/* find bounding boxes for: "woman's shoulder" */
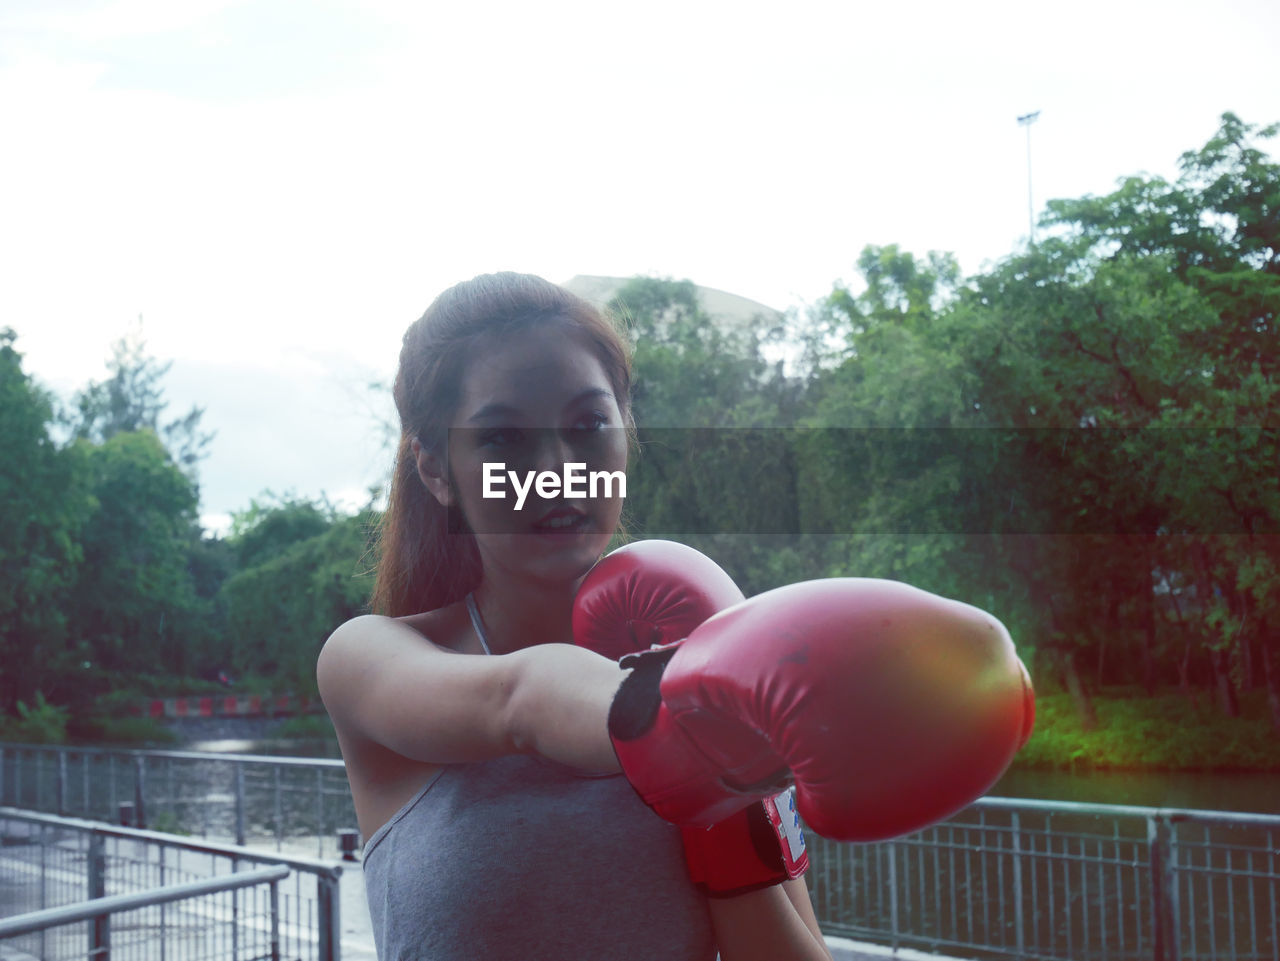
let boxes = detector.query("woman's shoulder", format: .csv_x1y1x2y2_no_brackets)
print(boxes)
321,600,472,663
394,603,471,652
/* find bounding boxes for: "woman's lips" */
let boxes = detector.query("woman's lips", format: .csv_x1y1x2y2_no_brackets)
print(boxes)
532,506,589,533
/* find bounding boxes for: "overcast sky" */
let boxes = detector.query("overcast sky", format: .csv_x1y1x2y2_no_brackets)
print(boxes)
3,0,1277,534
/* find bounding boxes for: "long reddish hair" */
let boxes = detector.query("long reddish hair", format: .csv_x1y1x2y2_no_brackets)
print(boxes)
371,273,633,617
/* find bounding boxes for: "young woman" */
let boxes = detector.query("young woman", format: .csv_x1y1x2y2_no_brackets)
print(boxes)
318,273,833,961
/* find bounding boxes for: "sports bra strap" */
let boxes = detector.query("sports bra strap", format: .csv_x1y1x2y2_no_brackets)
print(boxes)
464,593,494,656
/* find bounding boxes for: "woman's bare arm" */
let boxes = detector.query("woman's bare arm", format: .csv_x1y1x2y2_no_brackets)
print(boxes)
317,614,624,771
709,878,833,961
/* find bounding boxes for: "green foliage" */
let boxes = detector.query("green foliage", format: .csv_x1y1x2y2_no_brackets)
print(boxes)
70,328,214,480
229,492,339,569
0,692,70,744
72,714,178,747
1016,690,1280,772
65,430,208,682
0,330,94,714
272,713,337,740
218,510,376,695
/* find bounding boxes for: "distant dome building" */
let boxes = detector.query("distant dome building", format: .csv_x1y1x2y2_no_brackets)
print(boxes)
561,275,782,331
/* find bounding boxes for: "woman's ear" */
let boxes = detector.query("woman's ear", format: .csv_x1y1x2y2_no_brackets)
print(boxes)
411,437,453,507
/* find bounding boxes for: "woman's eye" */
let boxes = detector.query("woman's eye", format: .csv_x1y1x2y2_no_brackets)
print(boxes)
571,411,609,432
480,428,523,448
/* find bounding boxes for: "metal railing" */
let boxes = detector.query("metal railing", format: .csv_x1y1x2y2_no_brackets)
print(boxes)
5,743,1279,961
805,797,1280,961
0,808,343,961
0,863,289,961
0,743,354,857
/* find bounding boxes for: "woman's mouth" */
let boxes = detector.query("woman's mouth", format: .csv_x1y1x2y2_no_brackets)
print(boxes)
532,507,589,534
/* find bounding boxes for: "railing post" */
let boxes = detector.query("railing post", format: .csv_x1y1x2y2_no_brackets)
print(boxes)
270,879,282,961
57,750,67,816
0,745,6,805
133,754,147,830
274,766,283,851
1148,813,1181,961
887,840,899,951
235,761,247,846
316,767,325,858
318,871,341,961
88,830,110,961
1011,811,1025,957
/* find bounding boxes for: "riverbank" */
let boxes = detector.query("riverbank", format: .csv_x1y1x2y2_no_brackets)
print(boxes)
1015,688,1280,772
15,686,1280,777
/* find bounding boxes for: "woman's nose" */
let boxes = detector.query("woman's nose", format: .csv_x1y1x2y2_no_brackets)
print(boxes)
529,428,575,475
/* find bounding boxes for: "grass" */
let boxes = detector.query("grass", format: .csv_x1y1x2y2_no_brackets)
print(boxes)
1015,688,1280,772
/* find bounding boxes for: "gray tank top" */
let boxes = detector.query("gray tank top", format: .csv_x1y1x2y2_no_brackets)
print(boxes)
361,596,717,961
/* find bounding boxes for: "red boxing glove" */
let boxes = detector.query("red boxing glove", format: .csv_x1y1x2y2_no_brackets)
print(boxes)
574,540,809,895
572,540,742,658
608,578,1034,843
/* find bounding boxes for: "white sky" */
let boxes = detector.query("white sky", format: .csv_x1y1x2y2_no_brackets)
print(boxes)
2,0,1277,534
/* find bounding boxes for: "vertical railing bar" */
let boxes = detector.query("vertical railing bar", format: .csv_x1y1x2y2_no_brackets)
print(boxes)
1061,821,1071,957
936,824,947,952
1225,824,1237,961
873,840,883,940
1080,830,1090,960
316,767,325,858
962,825,973,947
1114,821,1126,955
1185,827,1200,960
89,830,108,960
1247,845,1259,961
1012,811,1024,957
1269,827,1278,961
1095,831,1107,961
235,761,247,847
274,766,284,852
948,825,958,948
133,754,147,831
888,839,899,951
158,843,167,961
270,878,282,961
1045,816,1055,956
914,829,924,943
979,813,990,951
57,750,67,816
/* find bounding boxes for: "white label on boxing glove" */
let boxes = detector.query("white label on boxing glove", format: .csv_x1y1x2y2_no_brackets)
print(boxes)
773,787,806,862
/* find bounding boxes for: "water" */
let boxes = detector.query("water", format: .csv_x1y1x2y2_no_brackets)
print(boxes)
203,736,1280,816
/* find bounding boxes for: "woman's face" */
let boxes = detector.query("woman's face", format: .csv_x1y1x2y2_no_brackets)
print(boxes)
432,322,629,587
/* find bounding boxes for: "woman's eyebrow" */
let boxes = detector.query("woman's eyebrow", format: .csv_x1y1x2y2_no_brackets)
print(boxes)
465,402,520,424
566,388,616,408
466,389,616,424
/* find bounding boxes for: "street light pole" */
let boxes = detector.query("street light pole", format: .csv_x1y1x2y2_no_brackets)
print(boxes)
1017,110,1041,245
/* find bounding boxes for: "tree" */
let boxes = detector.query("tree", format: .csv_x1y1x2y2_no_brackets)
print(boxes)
0,329,93,713
609,277,812,592
229,493,338,570
65,431,206,687
71,328,215,482
219,508,375,693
